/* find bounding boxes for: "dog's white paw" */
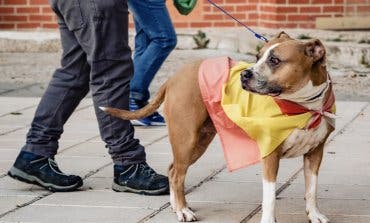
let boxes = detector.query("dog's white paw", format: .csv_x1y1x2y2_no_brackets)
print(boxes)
176,207,197,222
307,210,329,223
260,216,276,223
260,218,276,223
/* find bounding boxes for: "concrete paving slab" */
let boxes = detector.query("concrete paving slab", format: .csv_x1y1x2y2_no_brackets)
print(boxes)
57,137,99,152
133,127,168,145
328,101,367,137
184,181,266,204
55,156,110,178
279,183,370,200
249,197,370,222
0,176,49,219
0,128,29,140
140,130,222,155
306,172,370,187
0,150,18,161
248,213,370,223
89,164,114,179
277,198,370,216
33,190,168,210
0,102,93,131
1,205,153,223
0,97,39,116
0,113,36,133
320,157,370,174
214,158,302,184
0,98,92,136
58,141,108,158
58,131,100,146
0,150,18,175
143,138,172,154
0,140,23,151
82,177,113,191
0,161,13,176
0,177,39,192
0,195,39,216
0,126,24,135
0,83,48,98
147,202,258,223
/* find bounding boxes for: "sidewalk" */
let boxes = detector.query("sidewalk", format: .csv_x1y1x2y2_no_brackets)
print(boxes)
0,96,369,223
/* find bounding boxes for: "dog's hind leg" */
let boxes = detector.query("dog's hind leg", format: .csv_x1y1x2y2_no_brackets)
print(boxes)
190,118,216,165
261,150,280,223
166,116,200,221
304,143,329,223
168,118,215,222
169,162,194,222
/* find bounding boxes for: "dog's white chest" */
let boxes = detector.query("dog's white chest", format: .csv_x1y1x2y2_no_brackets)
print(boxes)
281,119,329,158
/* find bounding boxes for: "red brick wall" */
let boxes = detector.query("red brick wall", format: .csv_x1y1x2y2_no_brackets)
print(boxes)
0,0,57,29
0,0,369,30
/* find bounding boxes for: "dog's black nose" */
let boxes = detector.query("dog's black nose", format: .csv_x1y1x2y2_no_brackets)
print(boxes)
241,69,253,79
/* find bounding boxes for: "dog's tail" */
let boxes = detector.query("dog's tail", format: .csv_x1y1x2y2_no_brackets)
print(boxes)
99,82,167,120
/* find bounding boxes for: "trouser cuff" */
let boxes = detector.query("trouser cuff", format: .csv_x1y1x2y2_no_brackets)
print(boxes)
21,143,58,158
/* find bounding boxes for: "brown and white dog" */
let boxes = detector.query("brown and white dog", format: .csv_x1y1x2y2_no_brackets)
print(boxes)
101,32,335,223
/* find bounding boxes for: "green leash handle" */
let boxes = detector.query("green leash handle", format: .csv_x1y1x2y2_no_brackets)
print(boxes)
173,0,197,15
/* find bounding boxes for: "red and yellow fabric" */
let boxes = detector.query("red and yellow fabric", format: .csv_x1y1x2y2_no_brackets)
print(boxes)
198,57,335,171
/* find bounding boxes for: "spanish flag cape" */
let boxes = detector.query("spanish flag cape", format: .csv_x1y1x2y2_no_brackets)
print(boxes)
198,57,335,171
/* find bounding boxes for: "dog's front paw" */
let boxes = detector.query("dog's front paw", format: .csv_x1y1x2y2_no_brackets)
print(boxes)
260,217,276,223
260,216,276,223
176,207,197,222
307,210,329,223
260,220,276,223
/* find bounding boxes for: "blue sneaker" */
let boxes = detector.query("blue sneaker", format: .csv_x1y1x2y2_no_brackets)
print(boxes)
129,99,166,126
8,151,83,192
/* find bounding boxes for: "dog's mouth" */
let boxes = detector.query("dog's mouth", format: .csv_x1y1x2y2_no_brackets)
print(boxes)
241,76,282,97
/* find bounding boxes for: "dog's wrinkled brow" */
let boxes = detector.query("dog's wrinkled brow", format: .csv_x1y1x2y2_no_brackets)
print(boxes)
269,50,275,58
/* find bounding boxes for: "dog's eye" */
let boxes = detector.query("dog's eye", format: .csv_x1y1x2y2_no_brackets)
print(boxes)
269,56,280,66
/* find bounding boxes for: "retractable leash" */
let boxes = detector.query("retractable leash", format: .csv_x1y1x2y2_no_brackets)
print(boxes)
207,0,269,42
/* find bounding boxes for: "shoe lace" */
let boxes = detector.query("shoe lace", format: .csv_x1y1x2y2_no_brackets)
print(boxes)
46,158,69,176
139,163,156,177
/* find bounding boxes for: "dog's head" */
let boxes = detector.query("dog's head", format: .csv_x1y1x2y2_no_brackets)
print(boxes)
241,31,328,100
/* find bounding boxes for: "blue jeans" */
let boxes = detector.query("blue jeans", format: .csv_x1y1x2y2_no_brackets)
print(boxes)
128,0,177,102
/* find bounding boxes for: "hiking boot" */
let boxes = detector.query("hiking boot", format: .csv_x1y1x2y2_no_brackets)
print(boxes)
8,151,83,192
129,99,166,126
112,162,169,195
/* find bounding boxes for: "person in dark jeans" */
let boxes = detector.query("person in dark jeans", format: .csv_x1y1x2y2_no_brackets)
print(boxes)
7,0,169,195
128,0,177,126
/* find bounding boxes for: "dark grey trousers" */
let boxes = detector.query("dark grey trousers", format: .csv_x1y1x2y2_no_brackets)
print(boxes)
21,0,146,166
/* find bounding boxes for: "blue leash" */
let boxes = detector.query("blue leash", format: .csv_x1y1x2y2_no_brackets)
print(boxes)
207,0,268,42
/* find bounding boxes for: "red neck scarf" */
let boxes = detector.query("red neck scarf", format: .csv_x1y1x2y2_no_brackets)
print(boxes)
274,87,335,129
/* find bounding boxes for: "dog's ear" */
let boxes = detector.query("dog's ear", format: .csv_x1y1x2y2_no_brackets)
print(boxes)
276,31,291,39
306,39,328,85
305,39,326,63
268,31,292,45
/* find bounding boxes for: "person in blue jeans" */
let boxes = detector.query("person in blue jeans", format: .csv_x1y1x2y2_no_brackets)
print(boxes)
128,0,177,126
